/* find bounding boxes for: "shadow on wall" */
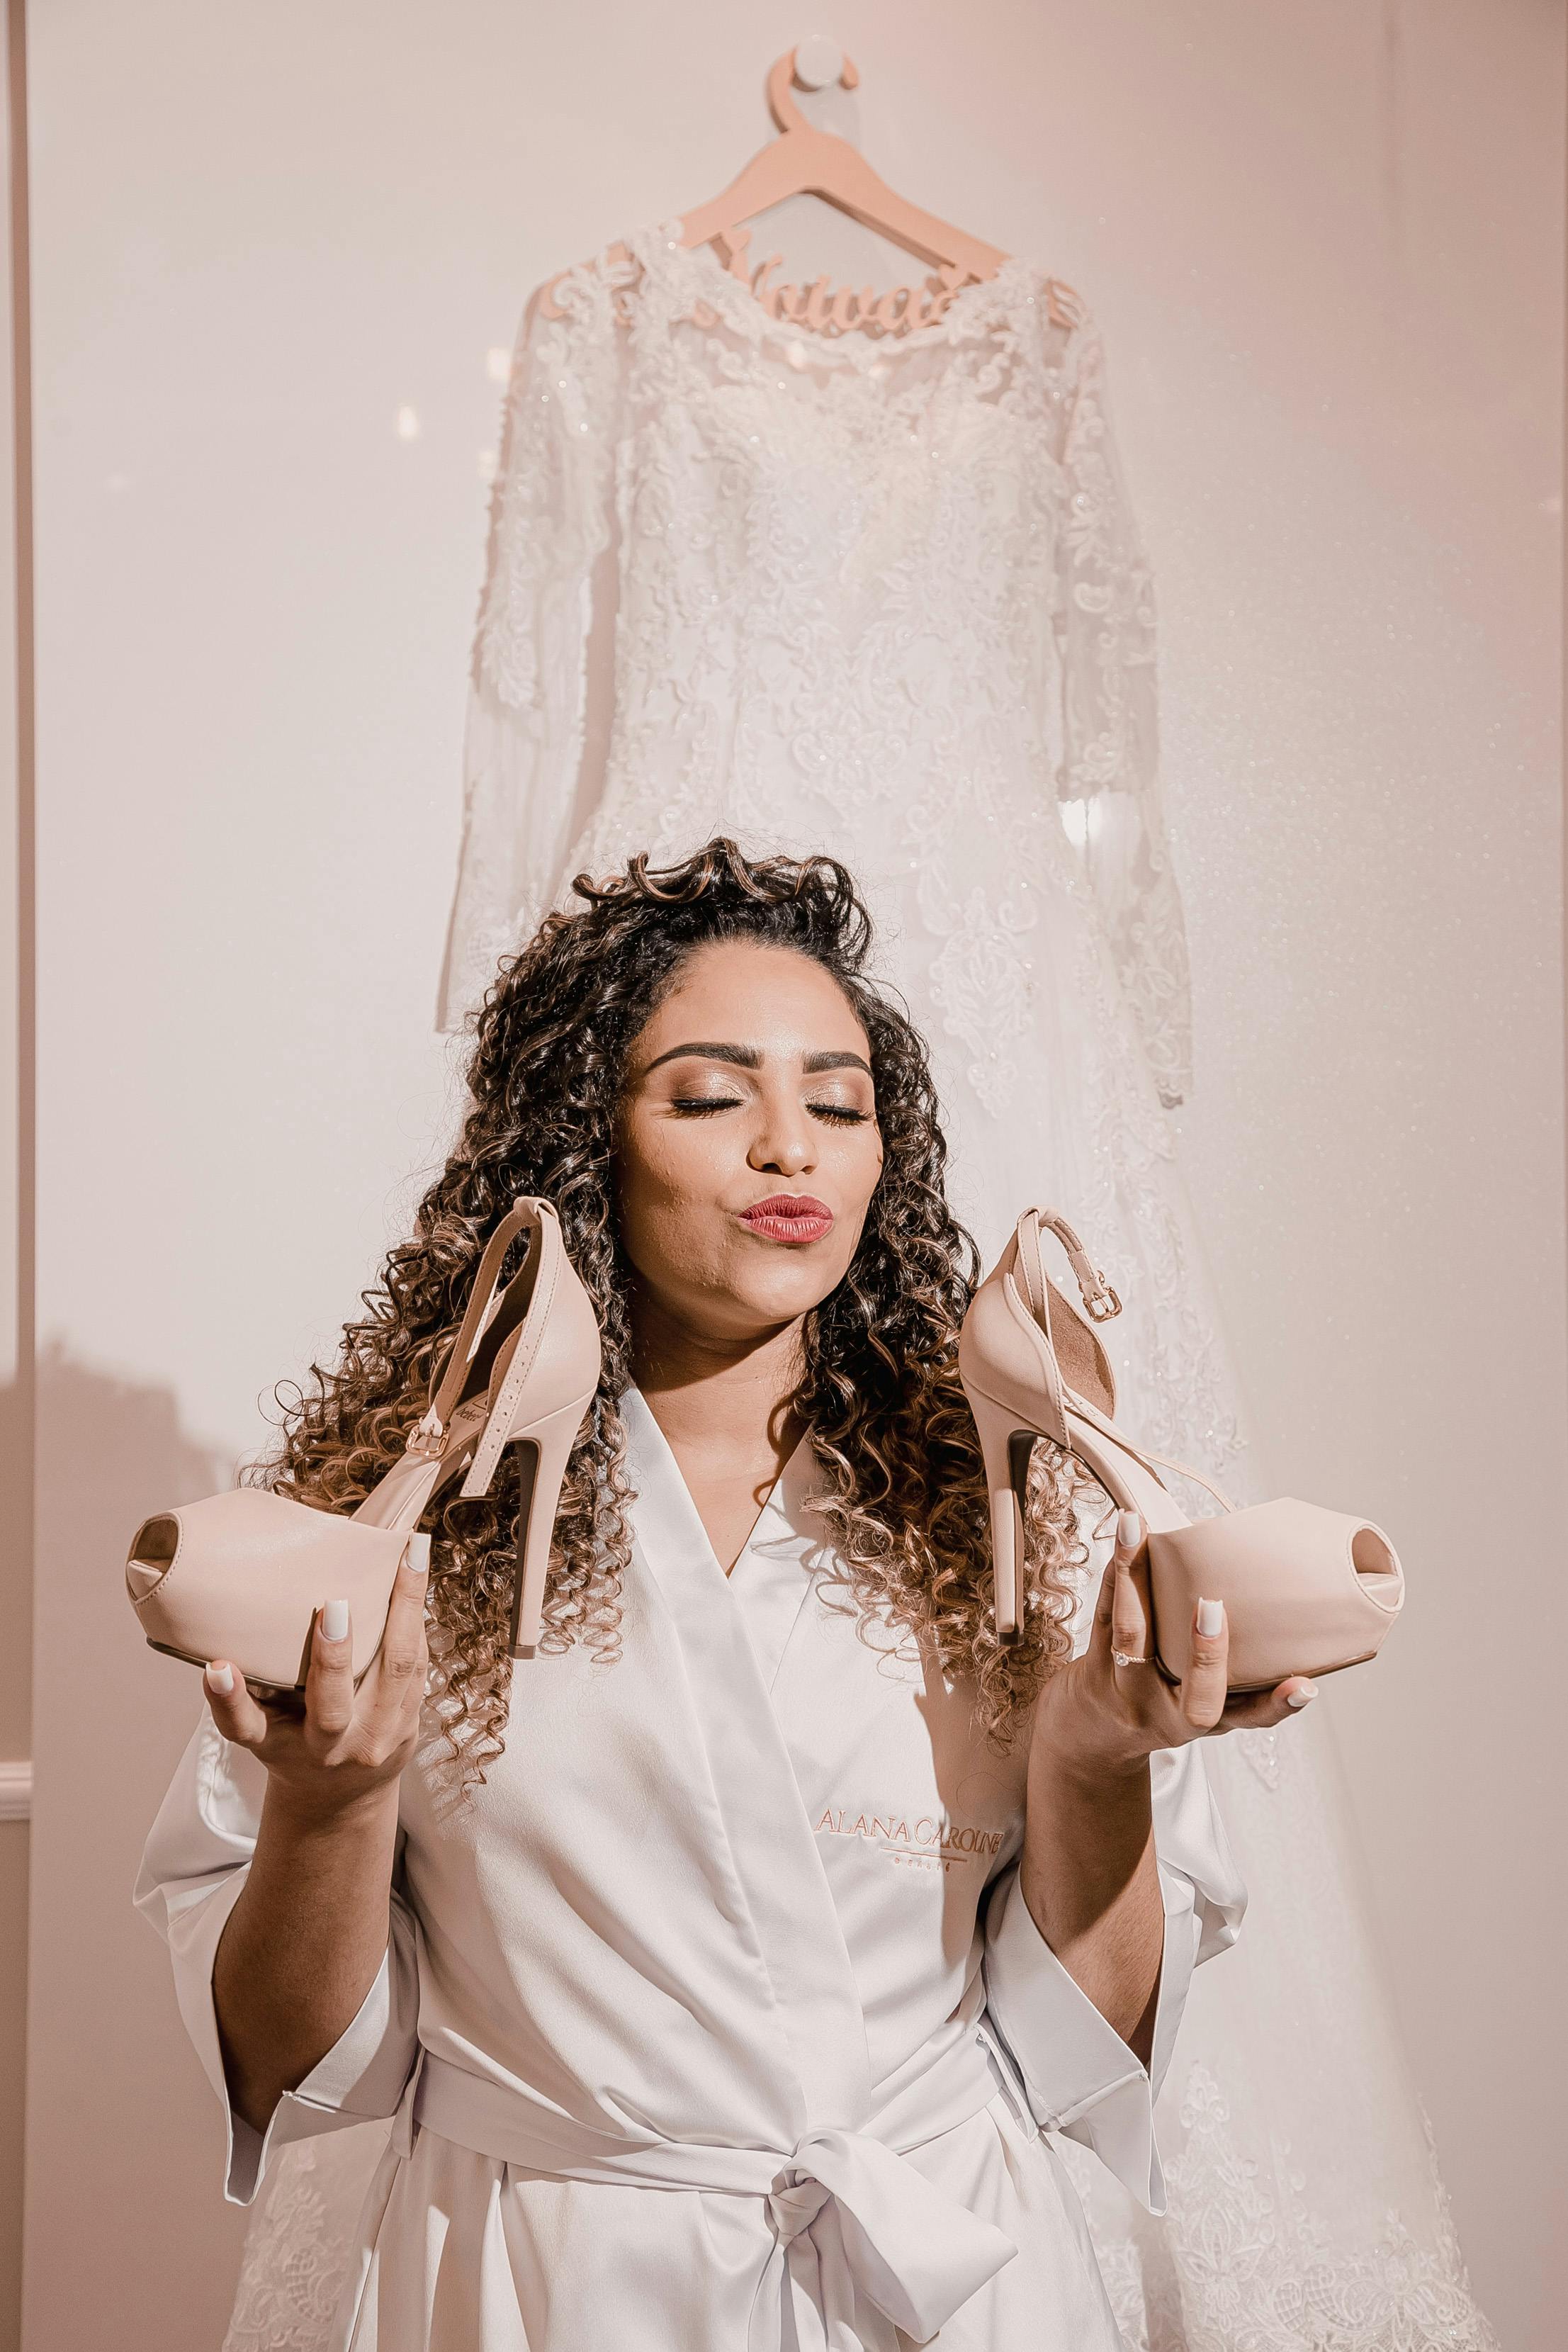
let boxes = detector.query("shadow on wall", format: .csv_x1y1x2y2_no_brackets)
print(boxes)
24,1344,251,2351
0,1366,30,2352
0,1828,24,2352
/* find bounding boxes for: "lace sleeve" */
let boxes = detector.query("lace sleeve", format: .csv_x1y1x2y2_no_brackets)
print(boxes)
1055,319,1194,1107
435,257,626,1034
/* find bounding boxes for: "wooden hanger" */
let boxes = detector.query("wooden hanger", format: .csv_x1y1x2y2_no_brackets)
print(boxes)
538,43,1078,339
682,45,1006,289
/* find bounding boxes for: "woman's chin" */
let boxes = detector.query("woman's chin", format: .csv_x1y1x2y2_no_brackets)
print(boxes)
706,1259,847,1338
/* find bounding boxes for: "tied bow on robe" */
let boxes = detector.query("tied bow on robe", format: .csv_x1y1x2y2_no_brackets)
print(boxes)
760,2127,1017,2351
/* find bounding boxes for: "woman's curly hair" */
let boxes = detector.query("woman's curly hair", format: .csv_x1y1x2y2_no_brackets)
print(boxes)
256,840,1088,1780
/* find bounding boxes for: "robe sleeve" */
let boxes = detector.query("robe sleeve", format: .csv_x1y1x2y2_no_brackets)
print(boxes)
132,1712,421,2207
1054,311,1195,1109
981,1740,1244,2214
435,252,626,1035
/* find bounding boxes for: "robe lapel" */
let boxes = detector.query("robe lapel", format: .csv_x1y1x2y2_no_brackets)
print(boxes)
621,1389,873,2134
727,1440,830,1692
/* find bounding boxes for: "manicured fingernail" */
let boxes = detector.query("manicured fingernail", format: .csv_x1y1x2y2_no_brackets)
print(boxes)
204,1661,235,1696
321,1599,349,1642
1196,1596,1224,1638
1286,1682,1317,1708
1116,1509,1142,1551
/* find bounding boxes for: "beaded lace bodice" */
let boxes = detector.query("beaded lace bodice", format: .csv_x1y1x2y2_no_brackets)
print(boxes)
439,223,1192,1113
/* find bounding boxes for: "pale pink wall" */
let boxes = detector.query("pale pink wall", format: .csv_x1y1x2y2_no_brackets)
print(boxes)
1147,18,1567,2339
16,4,1566,2348
0,10,28,2352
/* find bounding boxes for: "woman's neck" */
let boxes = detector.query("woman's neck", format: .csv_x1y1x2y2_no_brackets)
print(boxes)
630,1290,805,1572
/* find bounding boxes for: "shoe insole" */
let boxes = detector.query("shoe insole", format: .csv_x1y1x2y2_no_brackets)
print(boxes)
1044,1276,1117,1417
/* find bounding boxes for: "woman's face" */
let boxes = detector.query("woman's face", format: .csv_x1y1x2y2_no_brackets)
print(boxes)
618,940,885,1346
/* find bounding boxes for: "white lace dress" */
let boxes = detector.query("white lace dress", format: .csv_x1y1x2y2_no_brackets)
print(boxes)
221,226,1494,2350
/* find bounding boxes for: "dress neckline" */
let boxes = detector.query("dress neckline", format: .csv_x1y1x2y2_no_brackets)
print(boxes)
624,220,1046,375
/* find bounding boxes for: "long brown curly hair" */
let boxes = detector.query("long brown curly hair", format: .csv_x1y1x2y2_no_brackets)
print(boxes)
257,840,1087,1779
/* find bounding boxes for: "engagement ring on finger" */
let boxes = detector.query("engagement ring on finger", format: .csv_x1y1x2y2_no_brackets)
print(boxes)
1112,1650,1149,1668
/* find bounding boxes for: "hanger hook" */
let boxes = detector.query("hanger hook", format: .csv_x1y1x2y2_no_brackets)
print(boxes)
767,42,860,137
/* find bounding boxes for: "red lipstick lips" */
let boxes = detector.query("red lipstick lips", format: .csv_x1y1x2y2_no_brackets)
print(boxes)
738,1193,835,1246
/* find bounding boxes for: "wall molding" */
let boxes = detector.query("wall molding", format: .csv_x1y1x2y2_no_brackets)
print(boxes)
0,1758,32,1821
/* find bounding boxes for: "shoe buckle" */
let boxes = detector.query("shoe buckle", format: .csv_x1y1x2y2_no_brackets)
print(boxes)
404,1409,446,1460
1083,1277,1122,1323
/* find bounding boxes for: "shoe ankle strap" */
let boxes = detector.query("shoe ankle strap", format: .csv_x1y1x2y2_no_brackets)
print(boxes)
1015,1208,1234,1514
1020,1208,1122,1324
407,1198,556,1456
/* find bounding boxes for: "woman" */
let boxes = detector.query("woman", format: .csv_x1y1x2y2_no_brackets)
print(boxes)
137,842,1314,2351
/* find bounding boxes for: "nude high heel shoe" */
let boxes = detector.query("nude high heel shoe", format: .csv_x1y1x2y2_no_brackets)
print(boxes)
381,1195,604,1659
957,1208,1404,1688
129,1196,602,1687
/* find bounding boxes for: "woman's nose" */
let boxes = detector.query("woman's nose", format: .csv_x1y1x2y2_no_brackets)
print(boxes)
748,1103,816,1177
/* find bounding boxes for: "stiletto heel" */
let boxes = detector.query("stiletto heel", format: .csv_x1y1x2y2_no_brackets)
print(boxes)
959,1205,1112,1641
964,1389,1034,1640
361,1195,602,1658
507,1395,597,1657
959,1207,1405,1688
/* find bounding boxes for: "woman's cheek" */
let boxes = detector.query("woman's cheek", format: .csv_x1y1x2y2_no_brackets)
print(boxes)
634,1137,739,1275
837,1125,884,1214
624,1106,705,1194
645,1123,730,1206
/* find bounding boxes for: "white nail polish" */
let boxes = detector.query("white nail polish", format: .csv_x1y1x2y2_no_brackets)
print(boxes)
322,1599,349,1642
204,1662,235,1696
1286,1683,1317,1708
1196,1597,1224,1639
1116,1508,1142,1551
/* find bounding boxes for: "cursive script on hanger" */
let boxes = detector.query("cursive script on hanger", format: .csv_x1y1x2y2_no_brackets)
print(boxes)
715,228,969,335
538,232,1080,339
701,225,1078,338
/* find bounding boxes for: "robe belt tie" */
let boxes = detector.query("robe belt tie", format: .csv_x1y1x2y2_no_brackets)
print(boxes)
409,2043,1020,2349
759,2122,1016,2348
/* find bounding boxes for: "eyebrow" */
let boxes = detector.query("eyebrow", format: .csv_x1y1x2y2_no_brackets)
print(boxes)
641,1041,873,1078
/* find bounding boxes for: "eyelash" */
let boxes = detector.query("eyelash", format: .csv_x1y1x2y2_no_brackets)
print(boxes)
670,1097,870,1126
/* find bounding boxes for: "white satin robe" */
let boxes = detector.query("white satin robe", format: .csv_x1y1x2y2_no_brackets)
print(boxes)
135,1390,1243,2351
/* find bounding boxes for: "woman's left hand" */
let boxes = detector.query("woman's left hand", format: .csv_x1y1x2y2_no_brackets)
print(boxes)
1031,1508,1317,1777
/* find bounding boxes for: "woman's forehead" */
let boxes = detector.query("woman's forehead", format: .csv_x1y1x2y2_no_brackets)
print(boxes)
635,940,871,1060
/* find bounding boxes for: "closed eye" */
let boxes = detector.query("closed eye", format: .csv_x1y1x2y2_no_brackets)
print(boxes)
670,1095,870,1125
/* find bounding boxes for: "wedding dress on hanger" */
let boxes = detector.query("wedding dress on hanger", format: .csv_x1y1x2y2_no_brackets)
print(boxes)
222,225,1493,2351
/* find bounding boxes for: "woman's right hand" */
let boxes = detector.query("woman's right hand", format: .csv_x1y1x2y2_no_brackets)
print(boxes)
201,1548,430,1821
